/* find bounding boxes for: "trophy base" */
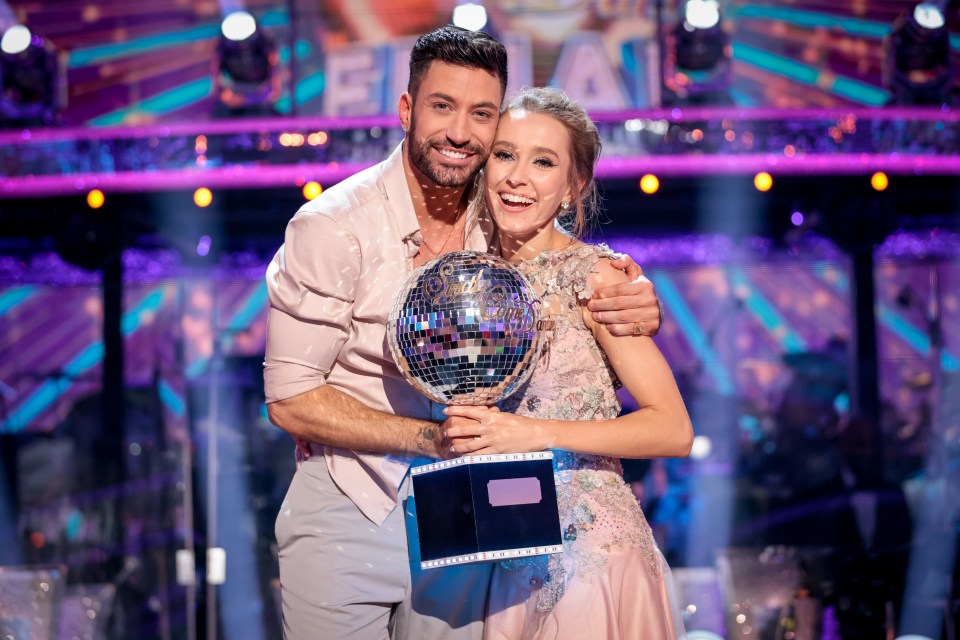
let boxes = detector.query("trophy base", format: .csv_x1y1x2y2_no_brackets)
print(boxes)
420,544,565,570
411,452,563,570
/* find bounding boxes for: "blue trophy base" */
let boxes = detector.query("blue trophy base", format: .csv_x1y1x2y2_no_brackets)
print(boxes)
411,452,563,570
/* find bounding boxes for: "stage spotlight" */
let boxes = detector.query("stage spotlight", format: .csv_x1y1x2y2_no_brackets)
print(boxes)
871,171,890,191
753,172,773,192
86,189,105,209
194,187,213,207
0,24,63,127
676,1,725,72
452,2,488,31
302,181,322,200
213,11,281,117
639,174,660,195
222,11,257,42
664,0,732,105
913,3,945,29
684,0,720,30
884,3,952,106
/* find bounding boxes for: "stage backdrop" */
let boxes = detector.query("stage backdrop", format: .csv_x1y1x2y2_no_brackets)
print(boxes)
2,232,957,442
1,0,958,126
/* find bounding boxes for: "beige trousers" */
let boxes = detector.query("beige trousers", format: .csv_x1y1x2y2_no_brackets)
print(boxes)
275,456,492,639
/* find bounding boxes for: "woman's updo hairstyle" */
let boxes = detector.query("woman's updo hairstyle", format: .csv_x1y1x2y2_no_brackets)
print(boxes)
502,87,602,237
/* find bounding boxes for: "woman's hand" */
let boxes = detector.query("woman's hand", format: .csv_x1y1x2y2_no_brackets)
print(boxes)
441,406,549,456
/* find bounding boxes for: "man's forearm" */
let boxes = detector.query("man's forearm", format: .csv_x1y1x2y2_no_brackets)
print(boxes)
266,385,445,459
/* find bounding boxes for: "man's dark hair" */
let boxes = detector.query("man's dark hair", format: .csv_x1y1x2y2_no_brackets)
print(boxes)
408,25,508,99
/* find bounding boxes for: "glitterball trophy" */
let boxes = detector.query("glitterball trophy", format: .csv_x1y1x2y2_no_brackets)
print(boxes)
388,251,563,569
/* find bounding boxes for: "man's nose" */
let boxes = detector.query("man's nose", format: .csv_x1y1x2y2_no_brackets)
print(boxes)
446,113,471,146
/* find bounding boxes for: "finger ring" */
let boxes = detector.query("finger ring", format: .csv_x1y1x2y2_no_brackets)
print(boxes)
632,321,646,336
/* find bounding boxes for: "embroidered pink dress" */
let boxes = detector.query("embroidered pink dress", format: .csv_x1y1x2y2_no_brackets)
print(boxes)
485,244,685,640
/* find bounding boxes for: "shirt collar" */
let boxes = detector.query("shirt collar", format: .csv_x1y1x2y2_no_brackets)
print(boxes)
378,143,420,254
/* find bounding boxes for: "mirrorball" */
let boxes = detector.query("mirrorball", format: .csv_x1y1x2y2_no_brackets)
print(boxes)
387,251,542,405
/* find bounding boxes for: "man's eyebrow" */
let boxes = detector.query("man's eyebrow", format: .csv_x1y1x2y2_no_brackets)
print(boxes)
426,92,499,111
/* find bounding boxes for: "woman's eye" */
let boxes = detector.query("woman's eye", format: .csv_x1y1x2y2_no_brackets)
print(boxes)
493,150,513,161
534,158,556,168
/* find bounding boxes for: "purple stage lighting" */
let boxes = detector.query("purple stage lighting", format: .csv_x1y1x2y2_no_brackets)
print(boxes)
196,236,212,257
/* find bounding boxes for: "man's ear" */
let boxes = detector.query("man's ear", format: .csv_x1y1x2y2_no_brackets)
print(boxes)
398,92,412,132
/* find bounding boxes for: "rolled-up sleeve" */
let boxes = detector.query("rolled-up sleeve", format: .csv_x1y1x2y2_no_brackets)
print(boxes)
264,211,360,404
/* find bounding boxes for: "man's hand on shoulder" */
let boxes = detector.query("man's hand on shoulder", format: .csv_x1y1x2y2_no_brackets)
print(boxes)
588,253,663,338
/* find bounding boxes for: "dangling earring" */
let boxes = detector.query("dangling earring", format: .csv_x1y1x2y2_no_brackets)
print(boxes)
560,200,571,211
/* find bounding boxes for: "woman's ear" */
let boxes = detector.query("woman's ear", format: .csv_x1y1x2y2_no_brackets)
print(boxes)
574,174,588,200
565,180,584,205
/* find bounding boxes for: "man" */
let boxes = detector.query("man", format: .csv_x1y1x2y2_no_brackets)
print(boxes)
264,25,662,640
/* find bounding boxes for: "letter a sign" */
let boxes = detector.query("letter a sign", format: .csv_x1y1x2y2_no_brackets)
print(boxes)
551,33,630,111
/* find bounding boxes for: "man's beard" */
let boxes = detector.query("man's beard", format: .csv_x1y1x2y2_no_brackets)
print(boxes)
408,126,485,187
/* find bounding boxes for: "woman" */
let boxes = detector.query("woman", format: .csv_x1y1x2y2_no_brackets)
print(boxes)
443,87,694,640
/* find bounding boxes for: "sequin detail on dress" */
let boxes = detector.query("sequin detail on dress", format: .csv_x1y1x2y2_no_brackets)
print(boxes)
499,244,661,614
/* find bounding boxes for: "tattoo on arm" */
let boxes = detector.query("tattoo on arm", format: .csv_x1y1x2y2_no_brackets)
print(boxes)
417,425,438,455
